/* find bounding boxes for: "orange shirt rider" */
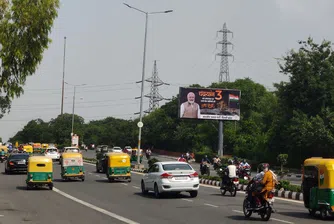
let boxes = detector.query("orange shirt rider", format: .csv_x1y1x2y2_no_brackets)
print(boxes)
260,164,274,200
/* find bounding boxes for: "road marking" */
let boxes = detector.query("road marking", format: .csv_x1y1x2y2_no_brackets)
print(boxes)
121,183,128,186
95,175,100,177
181,199,193,202
232,210,294,224
0,215,3,217
132,186,140,189
83,163,303,205
53,187,139,224
204,203,218,208
88,172,93,175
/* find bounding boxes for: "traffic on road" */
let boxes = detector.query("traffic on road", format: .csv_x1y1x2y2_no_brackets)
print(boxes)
0,151,331,223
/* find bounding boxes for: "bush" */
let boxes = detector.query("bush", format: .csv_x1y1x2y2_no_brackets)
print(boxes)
277,180,301,192
148,157,159,167
194,151,216,163
199,175,221,182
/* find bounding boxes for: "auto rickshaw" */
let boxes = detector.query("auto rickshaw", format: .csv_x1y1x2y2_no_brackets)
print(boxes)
41,143,49,153
105,152,131,182
26,156,53,190
302,157,334,219
61,152,85,181
0,145,8,162
23,145,33,154
130,148,143,163
33,143,42,153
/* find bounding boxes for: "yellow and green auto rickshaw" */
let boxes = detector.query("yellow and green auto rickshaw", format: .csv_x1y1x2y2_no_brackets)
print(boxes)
302,157,334,219
26,156,53,190
130,148,143,163
33,143,42,153
23,145,33,154
105,152,131,182
41,143,49,153
0,145,8,156
61,152,85,181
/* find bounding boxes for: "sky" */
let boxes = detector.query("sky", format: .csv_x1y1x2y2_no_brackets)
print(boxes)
1,0,334,142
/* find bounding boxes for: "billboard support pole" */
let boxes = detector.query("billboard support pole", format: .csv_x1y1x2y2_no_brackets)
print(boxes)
218,120,223,156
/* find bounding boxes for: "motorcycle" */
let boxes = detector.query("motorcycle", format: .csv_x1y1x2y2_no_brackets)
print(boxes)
200,161,210,176
220,176,238,197
239,166,251,180
0,155,6,163
243,188,274,221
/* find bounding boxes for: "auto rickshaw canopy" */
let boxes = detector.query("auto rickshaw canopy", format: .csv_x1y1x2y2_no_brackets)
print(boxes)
27,156,53,173
105,152,130,167
23,145,33,153
303,157,334,189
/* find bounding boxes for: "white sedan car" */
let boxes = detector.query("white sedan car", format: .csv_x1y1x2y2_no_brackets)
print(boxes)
112,146,122,153
45,148,60,161
141,161,199,198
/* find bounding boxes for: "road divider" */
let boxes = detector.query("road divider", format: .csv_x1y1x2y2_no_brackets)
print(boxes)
83,159,304,202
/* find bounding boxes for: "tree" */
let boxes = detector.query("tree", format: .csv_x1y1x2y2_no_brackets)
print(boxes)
270,38,334,166
0,136,2,143
277,154,288,172
0,0,59,118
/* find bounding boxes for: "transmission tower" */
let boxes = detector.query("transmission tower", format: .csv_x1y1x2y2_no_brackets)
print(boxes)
216,23,234,82
144,60,170,113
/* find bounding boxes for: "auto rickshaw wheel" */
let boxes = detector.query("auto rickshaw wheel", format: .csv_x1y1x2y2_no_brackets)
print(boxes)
81,177,85,182
320,208,328,220
108,178,114,183
127,177,131,183
48,184,53,190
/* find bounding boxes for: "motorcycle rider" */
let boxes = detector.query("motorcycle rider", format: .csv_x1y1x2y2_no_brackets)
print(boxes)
240,159,250,168
247,163,275,208
200,155,211,173
0,149,5,162
213,155,221,170
221,160,237,187
177,154,186,162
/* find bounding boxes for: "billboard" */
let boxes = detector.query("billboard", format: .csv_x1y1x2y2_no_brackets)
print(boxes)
178,87,241,121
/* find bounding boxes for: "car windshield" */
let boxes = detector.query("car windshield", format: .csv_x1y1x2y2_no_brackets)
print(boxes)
162,164,192,171
10,154,29,160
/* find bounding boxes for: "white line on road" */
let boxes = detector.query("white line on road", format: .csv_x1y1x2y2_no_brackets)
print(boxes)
82,163,304,205
121,183,128,186
88,172,93,175
0,215,3,217
204,203,218,208
181,199,193,202
232,210,294,224
132,186,140,189
53,187,140,224
95,175,100,177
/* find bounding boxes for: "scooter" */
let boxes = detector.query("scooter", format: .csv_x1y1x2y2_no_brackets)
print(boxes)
243,189,274,221
200,162,210,176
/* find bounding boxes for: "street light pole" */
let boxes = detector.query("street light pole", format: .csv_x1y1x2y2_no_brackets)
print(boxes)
71,85,76,135
123,3,173,166
61,36,67,115
65,82,86,137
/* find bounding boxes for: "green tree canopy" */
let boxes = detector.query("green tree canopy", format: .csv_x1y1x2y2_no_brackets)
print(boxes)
0,0,59,118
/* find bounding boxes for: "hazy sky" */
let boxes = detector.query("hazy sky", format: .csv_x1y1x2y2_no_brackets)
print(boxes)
1,0,334,141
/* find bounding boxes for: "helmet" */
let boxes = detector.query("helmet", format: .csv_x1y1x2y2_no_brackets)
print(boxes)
257,163,269,173
243,159,246,163
228,159,233,165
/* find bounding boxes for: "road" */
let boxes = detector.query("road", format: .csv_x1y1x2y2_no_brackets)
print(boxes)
0,159,326,224
82,150,302,186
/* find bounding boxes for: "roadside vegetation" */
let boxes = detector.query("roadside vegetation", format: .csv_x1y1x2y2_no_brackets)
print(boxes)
7,38,334,169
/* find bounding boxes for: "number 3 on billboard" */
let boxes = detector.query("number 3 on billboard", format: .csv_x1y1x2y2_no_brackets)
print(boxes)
215,90,222,100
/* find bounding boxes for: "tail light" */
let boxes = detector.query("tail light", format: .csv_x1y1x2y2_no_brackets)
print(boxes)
267,192,274,199
160,173,173,179
9,161,14,165
189,172,199,178
233,177,239,182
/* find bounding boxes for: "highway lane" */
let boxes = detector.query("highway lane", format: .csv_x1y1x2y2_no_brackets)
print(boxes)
82,150,302,185
73,161,319,224
0,160,324,223
0,163,127,224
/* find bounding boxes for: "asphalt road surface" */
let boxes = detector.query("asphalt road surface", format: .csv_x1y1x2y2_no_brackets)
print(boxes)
0,160,328,224
82,150,302,186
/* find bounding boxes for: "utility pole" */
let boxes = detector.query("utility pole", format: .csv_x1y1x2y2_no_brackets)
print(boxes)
124,3,173,167
61,36,67,115
144,60,170,113
216,23,233,157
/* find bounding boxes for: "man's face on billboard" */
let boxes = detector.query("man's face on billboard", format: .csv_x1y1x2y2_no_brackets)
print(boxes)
187,92,195,103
